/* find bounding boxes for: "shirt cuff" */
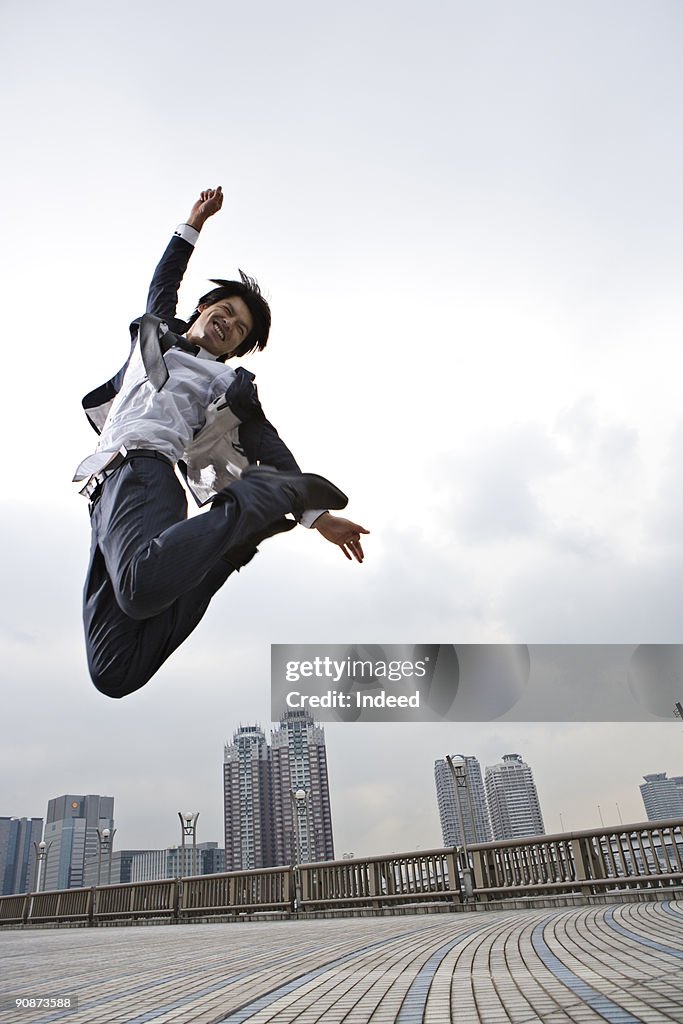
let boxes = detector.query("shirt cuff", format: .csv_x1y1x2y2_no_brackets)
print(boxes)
300,509,327,529
173,223,200,246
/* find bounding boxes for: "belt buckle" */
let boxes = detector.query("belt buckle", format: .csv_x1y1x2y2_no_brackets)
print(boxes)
82,447,130,502
84,463,115,502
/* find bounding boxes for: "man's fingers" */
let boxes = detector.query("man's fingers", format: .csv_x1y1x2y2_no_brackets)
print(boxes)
343,538,364,563
199,186,223,208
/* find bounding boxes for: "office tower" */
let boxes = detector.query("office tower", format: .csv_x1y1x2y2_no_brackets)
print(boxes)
106,851,150,885
485,753,545,840
131,843,225,882
223,725,274,871
42,795,114,890
0,817,43,894
130,849,167,883
640,773,683,821
271,710,335,864
434,756,492,846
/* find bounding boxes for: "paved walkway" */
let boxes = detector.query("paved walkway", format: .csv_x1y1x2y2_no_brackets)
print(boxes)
1,901,682,1023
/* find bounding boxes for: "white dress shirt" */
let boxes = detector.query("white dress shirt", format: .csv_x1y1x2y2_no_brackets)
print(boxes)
74,232,323,526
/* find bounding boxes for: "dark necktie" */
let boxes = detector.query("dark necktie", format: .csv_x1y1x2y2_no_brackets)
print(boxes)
138,314,199,391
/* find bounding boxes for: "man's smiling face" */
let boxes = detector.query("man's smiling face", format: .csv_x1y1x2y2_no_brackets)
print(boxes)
186,296,254,358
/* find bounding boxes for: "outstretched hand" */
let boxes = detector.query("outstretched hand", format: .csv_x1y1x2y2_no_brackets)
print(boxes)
314,513,370,562
187,186,224,230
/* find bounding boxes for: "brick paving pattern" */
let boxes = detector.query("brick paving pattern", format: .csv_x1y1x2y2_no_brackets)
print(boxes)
1,901,682,1023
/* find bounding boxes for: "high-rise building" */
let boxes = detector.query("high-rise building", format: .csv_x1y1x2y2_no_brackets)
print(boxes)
640,773,683,821
271,710,335,865
222,712,335,869
42,795,114,890
434,756,492,846
131,843,225,882
107,851,150,885
0,817,43,894
485,753,545,840
223,725,274,871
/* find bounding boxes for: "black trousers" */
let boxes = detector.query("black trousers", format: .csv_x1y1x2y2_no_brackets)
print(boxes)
83,455,294,698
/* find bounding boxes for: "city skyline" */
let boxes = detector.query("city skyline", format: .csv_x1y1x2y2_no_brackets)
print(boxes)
5,737,680,878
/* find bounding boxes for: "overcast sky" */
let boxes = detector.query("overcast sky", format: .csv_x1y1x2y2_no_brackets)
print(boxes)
1,1,682,860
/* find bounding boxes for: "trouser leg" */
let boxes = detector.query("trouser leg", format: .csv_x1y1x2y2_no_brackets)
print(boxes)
95,456,294,620
83,456,297,696
84,539,236,698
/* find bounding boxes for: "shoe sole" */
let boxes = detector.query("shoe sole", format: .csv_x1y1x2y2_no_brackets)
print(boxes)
243,466,348,510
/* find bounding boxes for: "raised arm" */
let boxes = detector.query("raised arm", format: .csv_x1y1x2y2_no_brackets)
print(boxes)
145,186,224,319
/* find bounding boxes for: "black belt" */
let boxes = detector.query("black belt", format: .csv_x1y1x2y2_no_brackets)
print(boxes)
86,448,173,508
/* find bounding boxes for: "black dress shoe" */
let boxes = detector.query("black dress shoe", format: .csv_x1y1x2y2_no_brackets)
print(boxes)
242,465,348,515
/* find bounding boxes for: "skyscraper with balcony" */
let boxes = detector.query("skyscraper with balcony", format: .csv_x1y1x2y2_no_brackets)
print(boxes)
640,773,683,821
434,756,492,845
223,725,274,870
222,712,335,868
42,795,114,890
271,711,335,864
485,753,545,840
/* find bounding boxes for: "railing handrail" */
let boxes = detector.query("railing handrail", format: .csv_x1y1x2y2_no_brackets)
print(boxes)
466,817,683,851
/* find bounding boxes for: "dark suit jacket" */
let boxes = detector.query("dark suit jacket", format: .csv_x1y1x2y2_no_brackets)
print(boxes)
81,234,300,503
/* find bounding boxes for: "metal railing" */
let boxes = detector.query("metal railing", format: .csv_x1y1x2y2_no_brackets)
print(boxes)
180,865,292,917
93,878,178,922
470,819,683,899
1,818,681,927
298,848,459,909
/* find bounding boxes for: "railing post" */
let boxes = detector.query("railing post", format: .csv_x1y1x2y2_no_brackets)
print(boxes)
470,847,486,901
446,849,462,904
366,860,377,902
88,887,96,927
174,878,181,922
283,866,292,913
293,865,303,911
570,836,594,895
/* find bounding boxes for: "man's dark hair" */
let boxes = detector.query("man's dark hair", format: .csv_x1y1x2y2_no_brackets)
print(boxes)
186,270,271,358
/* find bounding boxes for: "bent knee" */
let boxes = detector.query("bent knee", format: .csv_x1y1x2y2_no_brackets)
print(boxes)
91,669,136,699
87,650,150,699
114,591,170,621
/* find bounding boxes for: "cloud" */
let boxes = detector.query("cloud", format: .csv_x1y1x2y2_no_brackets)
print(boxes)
648,420,683,546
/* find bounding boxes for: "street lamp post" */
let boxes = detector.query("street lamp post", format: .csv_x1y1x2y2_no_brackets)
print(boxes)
96,827,117,885
446,754,474,902
289,789,313,910
32,840,52,892
178,812,200,876
290,788,313,864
